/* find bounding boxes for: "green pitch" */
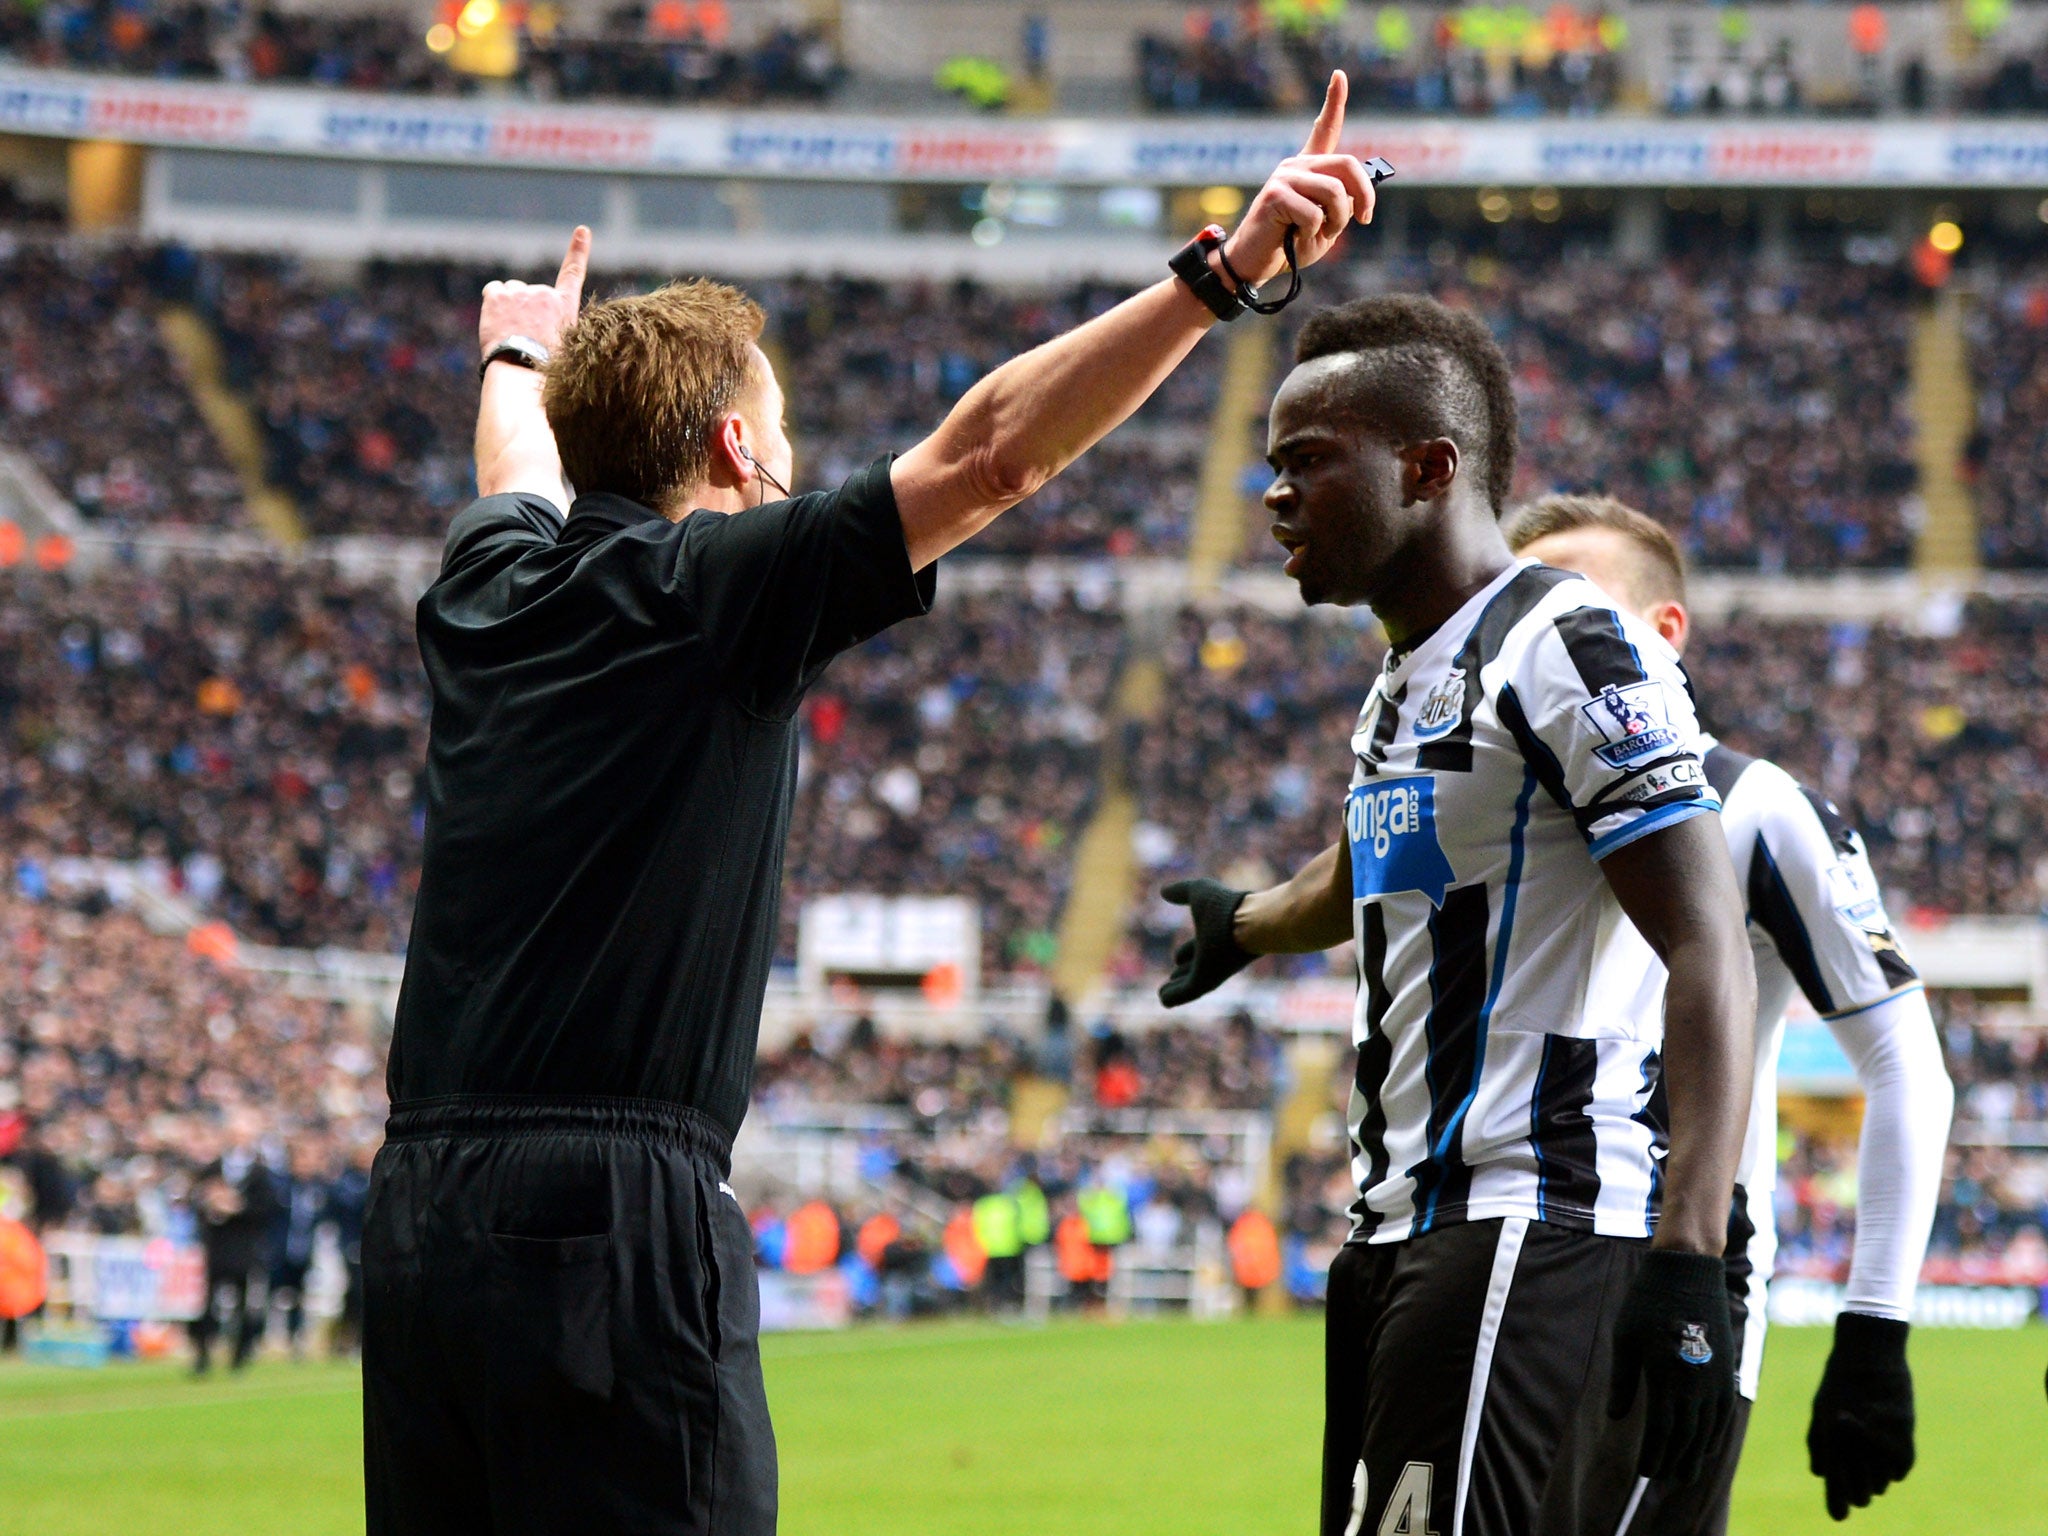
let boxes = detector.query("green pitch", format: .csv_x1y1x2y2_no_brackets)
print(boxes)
0,1322,2040,1535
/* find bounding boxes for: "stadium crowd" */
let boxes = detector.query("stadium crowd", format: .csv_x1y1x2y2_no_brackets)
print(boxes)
5,560,2045,967
1122,606,1382,988
194,253,1210,550
0,243,243,528
4,239,1920,576
4,861,2046,1333
0,0,842,104
753,1009,1281,1120
0,884,382,1356
783,588,1124,979
1301,255,1922,574
1119,595,2048,965
1,558,428,952
1691,603,2048,920
1967,269,2048,569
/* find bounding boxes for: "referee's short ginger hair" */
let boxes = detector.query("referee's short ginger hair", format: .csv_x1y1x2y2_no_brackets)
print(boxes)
1503,493,1689,606
544,279,766,512
1294,294,1518,514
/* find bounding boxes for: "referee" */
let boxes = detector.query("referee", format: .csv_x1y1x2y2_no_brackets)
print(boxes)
363,77,1380,1535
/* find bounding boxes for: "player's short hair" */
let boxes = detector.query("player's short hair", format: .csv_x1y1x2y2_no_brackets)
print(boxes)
544,279,766,513
1294,294,1519,514
1502,493,1688,606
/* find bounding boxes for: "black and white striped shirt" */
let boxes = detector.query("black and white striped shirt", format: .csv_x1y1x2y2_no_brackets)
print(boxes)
1344,560,1720,1244
1698,742,1943,1397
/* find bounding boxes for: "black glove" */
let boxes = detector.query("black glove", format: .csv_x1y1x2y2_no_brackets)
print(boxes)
1808,1311,1914,1521
1156,879,1253,1007
1607,1249,1738,1486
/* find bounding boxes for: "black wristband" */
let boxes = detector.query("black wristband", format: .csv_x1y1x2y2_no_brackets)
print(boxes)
479,334,550,382
1168,224,1250,323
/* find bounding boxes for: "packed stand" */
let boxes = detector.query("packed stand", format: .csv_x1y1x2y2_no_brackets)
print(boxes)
1690,603,2048,920
1966,271,2048,570
0,558,427,953
747,1012,1281,1315
1958,33,2048,115
0,885,382,1361
0,242,243,529
199,253,482,539
1779,993,2048,1289
753,1009,1281,1120
1390,255,1917,573
186,257,1210,553
1120,606,1384,985
1139,6,1620,117
783,589,1124,979
776,275,1213,559
741,1136,1258,1319
1227,254,1920,575
0,1,843,105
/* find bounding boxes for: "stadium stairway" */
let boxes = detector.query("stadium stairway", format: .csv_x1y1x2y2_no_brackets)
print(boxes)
1910,289,1980,577
1049,643,1164,1007
1186,325,1276,593
155,305,306,546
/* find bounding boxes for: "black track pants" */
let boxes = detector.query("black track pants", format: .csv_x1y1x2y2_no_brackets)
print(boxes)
363,1096,774,1536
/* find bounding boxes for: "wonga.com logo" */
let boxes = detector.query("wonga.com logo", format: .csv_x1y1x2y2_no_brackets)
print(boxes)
1346,777,1455,908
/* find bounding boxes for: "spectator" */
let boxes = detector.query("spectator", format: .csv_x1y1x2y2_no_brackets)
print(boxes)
188,1108,279,1374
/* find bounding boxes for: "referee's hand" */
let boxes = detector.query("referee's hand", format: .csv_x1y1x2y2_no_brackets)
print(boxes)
1607,1248,1738,1486
1219,71,1379,288
1157,879,1255,1007
480,225,591,361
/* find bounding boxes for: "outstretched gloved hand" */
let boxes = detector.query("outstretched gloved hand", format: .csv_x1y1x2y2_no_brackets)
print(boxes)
1156,879,1254,1007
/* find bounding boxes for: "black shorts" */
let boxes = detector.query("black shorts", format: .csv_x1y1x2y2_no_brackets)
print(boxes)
1320,1217,1648,1536
1615,1259,1757,1536
362,1097,774,1536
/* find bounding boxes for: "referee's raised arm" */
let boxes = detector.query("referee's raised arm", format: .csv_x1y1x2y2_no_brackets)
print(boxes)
891,70,1378,570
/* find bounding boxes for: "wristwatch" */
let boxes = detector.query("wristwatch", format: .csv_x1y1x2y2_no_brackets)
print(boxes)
1170,224,1255,323
478,335,550,381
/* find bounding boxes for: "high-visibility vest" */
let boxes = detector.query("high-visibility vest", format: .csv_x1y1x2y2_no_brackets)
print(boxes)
944,1210,987,1287
1013,1180,1051,1247
1077,1184,1132,1247
1055,1213,1097,1283
784,1200,841,1275
856,1212,901,1270
0,1217,47,1319
1228,1210,1283,1291
972,1193,1024,1259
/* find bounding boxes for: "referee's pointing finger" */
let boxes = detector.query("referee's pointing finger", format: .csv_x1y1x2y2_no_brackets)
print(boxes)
1300,70,1347,157
555,225,592,316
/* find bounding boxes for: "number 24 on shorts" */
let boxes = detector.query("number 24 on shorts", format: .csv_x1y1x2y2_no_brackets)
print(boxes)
1343,1460,1440,1536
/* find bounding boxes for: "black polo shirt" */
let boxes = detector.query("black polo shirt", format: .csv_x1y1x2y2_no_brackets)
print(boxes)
388,455,933,1136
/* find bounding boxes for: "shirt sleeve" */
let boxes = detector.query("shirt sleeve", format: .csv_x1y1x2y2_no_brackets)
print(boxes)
1827,988,1953,1321
1496,597,1720,860
439,492,564,577
1745,768,1921,1018
674,454,936,717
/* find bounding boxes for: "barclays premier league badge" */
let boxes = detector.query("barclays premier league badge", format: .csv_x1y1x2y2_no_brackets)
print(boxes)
1579,681,1682,768
1346,777,1455,908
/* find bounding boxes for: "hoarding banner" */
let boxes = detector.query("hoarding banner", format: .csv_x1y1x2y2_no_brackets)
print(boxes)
8,68,2048,187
